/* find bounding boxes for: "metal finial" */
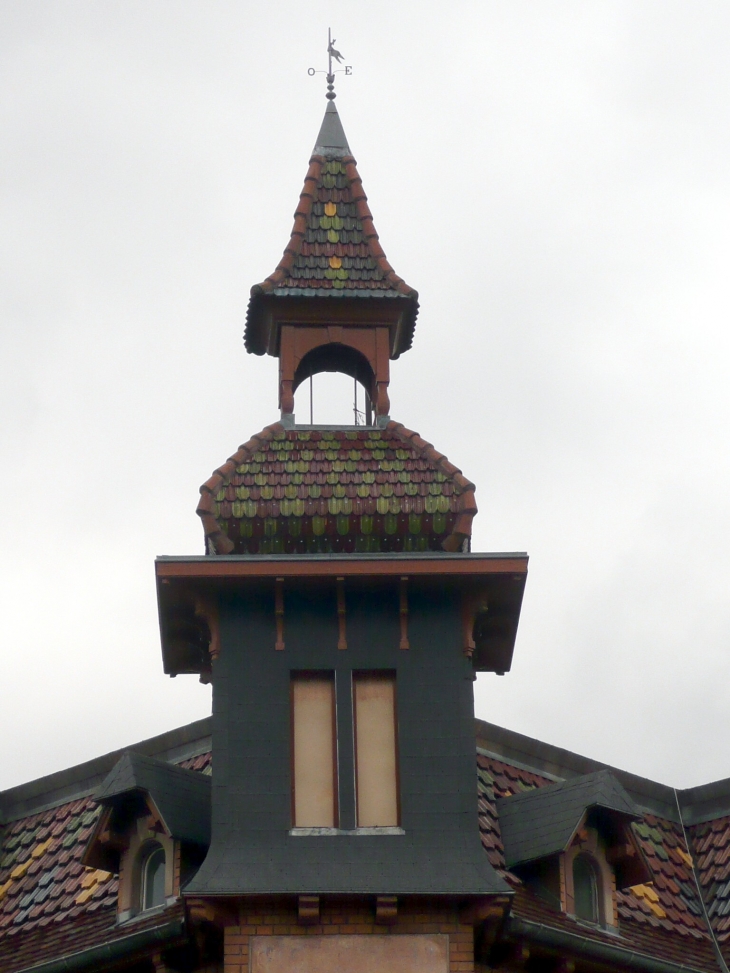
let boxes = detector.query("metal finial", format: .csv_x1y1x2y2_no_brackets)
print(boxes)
308,28,352,98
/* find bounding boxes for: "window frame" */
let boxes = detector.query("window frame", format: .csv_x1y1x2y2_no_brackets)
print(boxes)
290,671,339,829
140,841,167,912
353,670,400,829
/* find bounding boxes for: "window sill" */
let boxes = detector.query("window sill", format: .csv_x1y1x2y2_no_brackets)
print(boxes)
117,897,177,925
567,913,621,937
289,827,405,837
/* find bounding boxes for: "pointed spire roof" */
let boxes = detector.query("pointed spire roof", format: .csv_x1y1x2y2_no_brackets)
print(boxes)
313,100,350,156
245,100,418,357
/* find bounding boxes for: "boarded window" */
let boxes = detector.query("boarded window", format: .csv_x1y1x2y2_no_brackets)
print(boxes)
291,673,337,827
354,672,399,827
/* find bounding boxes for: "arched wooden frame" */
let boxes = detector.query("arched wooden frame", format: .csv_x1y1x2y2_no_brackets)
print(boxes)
278,324,391,417
563,823,617,927
117,815,176,920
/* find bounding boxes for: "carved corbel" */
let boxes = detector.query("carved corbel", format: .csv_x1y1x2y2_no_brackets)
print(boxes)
460,895,510,926
298,894,320,924
462,590,488,660
187,897,238,928
194,593,220,680
375,895,398,924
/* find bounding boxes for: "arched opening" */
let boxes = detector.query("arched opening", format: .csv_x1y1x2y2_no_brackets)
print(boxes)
140,843,166,911
573,853,600,923
293,344,375,425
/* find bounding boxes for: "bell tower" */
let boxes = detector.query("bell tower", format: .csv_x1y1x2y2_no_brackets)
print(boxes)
156,72,527,973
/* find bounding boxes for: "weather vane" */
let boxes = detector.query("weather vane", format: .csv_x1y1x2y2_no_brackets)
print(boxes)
308,28,352,100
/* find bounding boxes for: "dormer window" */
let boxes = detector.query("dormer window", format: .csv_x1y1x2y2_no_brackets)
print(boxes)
141,843,166,911
496,769,652,931
82,751,211,922
572,853,601,924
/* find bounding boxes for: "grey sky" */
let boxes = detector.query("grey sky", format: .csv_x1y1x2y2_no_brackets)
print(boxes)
2,1,729,790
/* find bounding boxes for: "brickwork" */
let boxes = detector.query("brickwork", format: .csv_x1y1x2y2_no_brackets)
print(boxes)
223,897,474,973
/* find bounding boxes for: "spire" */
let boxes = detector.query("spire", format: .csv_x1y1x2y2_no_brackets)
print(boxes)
245,100,419,370
313,100,350,158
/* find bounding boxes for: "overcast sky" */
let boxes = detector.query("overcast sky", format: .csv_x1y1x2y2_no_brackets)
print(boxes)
2,2,730,791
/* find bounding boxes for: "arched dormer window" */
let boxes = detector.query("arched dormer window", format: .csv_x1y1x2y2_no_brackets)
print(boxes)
141,843,166,911
573,853,601,924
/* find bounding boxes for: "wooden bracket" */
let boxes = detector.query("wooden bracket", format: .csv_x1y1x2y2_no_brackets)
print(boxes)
144,798,167,836
187,896,238,928
194,594,221,672
461,590,488,660
298,894,320,924
399,577,409,650
275,578,285,651
459,895,510,926
336,578,347,650
375,895,398,924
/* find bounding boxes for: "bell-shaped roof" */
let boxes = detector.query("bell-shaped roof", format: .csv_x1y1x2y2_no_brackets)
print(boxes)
197,422,477,556
245,100,419,358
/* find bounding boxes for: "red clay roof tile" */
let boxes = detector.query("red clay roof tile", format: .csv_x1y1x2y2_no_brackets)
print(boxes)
198,422,477,556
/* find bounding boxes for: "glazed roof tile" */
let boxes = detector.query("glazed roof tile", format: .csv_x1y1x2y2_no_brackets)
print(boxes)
6,729,730,971
478,752,720,971
245,102,418,357
691,813,730,952
0,751,210,973
197,421,477,556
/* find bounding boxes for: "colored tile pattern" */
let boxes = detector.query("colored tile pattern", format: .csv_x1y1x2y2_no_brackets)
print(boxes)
0,750,210,973
197,422,477,556
2,742,728,972
255,155,416,300
477,753,719,970
691,814,730,952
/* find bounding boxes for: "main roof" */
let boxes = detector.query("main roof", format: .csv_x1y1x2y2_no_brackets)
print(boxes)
245,100,419,358
197,421,477,556
4,719,730,973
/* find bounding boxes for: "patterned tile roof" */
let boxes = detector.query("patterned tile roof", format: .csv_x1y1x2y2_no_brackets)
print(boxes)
0,751,210,973
6,730,730,973
477,752,720,971
197,421,477,556
245,102,418,358
691,814,730,952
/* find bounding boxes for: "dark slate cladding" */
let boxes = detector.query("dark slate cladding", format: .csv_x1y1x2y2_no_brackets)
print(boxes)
94,752,211,846
497,769,640,869
184,584,509,897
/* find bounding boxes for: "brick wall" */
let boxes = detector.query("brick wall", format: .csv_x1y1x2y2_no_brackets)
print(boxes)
223,897,474,973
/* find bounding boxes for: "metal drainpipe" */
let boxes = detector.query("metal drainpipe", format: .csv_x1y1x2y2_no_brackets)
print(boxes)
674,787,730,973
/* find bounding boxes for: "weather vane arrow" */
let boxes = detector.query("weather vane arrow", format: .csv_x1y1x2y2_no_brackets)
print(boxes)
308,28,352,100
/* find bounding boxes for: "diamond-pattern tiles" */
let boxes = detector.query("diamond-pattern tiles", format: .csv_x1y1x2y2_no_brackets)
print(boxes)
198,422,477,556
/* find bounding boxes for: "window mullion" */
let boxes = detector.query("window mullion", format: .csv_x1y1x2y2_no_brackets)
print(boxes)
335,669,357,831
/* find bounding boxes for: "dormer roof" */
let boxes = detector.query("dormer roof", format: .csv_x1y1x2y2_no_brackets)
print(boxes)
92,752,210,847
496,770,641,870
245,100,419,359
